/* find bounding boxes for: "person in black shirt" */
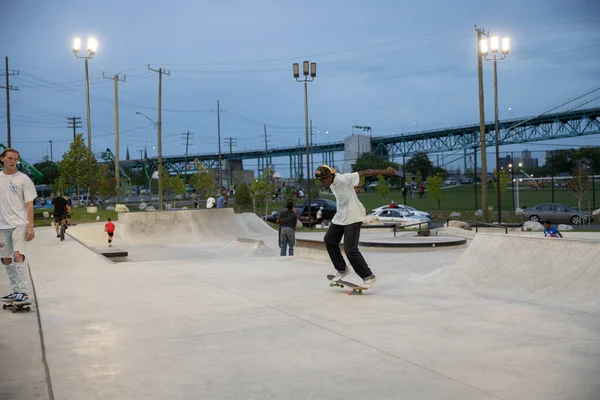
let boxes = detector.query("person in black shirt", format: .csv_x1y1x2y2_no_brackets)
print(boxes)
279,201,297,256
51,193,68,238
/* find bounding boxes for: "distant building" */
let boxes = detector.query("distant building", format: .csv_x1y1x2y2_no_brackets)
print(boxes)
518,149,539,169
499,155,514,170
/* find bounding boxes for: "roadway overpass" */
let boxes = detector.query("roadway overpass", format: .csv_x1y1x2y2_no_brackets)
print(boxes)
119,106,600,178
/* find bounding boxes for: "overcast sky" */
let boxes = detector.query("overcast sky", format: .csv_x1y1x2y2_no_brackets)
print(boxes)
1,0,599,173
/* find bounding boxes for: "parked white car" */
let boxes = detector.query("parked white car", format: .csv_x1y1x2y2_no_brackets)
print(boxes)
372,204,431,219
368,209,430,227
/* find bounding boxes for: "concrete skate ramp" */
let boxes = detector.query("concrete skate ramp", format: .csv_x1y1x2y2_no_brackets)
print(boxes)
68,209,278,259
432,233,600,313
120,208,243,245
235,212,278,241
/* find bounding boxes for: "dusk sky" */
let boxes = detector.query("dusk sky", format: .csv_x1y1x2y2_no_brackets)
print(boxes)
1,0,599,174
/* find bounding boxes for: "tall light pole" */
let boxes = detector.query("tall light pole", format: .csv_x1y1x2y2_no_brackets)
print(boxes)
475,25,489,221
72,36,97,205
480,34,510,223
508,161,515,210
293,61,316,222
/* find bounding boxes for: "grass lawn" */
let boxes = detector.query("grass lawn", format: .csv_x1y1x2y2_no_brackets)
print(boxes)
34,207,119,227
34,184,596,227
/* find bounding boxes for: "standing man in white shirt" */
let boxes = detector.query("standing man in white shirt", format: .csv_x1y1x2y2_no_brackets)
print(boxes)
315,164,396,288
0,148,38,305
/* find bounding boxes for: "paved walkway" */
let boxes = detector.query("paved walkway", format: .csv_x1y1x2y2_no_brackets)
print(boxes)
1,212,599,399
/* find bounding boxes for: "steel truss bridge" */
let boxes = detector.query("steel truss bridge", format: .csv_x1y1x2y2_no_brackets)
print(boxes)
120,107,600,177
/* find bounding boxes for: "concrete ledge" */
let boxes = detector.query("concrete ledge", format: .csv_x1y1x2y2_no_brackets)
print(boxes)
296,235,466,252
97,248,129,258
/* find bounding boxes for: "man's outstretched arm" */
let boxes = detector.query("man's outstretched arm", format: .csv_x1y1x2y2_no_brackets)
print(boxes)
358,167,397,178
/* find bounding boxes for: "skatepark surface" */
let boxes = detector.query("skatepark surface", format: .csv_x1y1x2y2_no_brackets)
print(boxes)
1,208,600,399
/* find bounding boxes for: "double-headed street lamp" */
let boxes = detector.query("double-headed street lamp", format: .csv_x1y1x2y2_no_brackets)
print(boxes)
72,36,98,205
480,34,510,223
293,61,316,222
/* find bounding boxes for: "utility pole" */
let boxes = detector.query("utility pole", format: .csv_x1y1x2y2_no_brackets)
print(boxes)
102,73,126,201
148,65,170,210
1,57,19,147
182,130,193,183
215,101,225,191
264,124,270,175
224,137,237,189
475,25,489,220
66,117,82,141
310,119,314,173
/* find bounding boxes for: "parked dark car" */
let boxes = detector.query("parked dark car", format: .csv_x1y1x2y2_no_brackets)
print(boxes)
301,199,337,220
262,211,281,223
522,203,593,225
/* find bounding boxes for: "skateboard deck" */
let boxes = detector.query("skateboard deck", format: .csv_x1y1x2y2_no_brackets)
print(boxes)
326,274,369,295
2,302,32,313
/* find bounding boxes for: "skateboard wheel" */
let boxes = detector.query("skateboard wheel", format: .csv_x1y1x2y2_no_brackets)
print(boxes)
2,304,7,309
25,307,30,312
329,282,333,287
347,291,352,296
340,284,344,288
12,308,17,313
358,289,363,295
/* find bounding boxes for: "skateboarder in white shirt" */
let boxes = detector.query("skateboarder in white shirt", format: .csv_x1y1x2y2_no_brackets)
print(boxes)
315,164,396,288
0,148,37,305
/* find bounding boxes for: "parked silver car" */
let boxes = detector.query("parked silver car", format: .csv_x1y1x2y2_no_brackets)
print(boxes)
522,203,593,225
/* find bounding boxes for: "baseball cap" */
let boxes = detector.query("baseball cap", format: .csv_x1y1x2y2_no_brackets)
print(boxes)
315,164,337,180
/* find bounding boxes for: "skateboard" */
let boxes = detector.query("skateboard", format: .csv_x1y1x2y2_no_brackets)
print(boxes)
2,302,32,313
326,274,369,296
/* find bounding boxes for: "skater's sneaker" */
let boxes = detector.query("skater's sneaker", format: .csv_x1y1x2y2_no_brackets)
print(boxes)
363,274,377,288
331,268,352,282
1,293,17,303
13,293,29,304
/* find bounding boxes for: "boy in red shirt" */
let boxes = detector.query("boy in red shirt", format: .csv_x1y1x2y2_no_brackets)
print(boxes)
105,218,115,247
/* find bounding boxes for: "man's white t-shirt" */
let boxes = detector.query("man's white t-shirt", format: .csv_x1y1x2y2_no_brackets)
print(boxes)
0,171,38,229
330,172,365,225
206,197,216,209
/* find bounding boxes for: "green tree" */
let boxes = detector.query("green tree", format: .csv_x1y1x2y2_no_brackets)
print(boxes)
284,187,296,204
428,174,443,209
375,174,389,199
416,170,423,185
405,152,433,181
545,149,579,174
352,153,400,173
57,133,93,198
33,157,60,185
235,182,252,209
430,166,449,180
166,174,186,207
567,164,589,214
189,170,216,199
97,164,117,198
250,173,274,214
492,168,510,195
464,168,475,179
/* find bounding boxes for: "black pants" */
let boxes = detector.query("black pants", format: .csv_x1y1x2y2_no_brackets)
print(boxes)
324,222,373,279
